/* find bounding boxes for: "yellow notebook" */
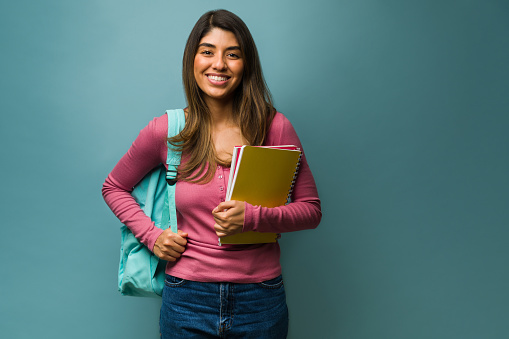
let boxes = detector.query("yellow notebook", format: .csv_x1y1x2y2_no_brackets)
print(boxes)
220,145,302,245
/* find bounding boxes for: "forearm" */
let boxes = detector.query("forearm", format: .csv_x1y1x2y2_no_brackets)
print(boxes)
101,114,168,251
243,198,321,233
242,154,322,233
102,174,164,250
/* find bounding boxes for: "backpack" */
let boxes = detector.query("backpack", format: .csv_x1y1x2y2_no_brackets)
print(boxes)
118,109,185,297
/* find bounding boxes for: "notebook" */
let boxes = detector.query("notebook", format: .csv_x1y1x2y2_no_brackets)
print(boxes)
219,145,302,245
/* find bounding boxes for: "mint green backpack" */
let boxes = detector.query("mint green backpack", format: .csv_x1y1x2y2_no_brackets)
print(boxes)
118,109,185,297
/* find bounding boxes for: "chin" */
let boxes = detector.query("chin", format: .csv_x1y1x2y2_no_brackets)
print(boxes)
204,90,235,101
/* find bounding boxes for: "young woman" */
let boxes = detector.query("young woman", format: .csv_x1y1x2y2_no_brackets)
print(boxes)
102,9,321,338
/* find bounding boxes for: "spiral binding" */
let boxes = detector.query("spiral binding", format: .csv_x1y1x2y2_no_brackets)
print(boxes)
286,151,302,204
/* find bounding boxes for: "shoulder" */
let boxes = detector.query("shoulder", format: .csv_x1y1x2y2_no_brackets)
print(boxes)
132,113,169,155
265,112,300,145
139,108,186,142
270,111,292,128
145,112,168,138
267,112,294,135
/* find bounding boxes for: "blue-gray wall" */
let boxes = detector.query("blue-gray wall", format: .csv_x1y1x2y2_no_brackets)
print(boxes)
1,0,507,338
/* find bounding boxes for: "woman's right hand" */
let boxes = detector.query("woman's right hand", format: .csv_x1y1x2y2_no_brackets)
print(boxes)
153,229,188,262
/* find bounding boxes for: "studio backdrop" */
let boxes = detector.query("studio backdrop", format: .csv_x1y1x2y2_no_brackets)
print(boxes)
1,0,508,338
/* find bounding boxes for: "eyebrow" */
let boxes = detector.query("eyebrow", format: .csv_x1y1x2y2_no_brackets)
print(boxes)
198,43,241,51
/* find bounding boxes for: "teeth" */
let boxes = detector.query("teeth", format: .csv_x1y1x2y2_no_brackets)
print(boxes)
208,75,228,81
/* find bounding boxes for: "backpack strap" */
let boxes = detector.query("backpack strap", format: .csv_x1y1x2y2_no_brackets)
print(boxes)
161,109,185,233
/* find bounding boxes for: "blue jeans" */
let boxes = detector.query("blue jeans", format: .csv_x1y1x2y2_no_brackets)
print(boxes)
160,275,289,338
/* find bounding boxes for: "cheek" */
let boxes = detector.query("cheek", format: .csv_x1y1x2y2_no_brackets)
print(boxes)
193,64,204,86
193,57,205,75
232,62,244,79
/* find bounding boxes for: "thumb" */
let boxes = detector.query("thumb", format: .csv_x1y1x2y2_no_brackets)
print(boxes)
214,200,234,213
177,229,188,237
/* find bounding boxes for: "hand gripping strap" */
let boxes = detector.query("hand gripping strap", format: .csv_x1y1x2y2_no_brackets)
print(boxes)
162,109,185,233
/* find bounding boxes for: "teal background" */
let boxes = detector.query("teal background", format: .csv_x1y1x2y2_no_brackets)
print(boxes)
1,0,508,338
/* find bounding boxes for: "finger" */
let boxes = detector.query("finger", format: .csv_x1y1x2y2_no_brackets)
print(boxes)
163,228,187,238
172,243,186,253
212,208,231,223
154,248,179,262
165,239,187,252
162,231,187,246
172,235,188,247
214,223,235,237
166,248,184,258
160,246,185,257
214,200,236,213
212,213,225,225
160,251,180,262
214,223,230,236
215,228,228,237
160,246,185,259
211,207,224,217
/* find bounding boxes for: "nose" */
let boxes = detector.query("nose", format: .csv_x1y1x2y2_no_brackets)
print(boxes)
212,55,227,70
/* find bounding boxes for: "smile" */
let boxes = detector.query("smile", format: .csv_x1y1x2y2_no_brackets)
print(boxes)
207,75,230,82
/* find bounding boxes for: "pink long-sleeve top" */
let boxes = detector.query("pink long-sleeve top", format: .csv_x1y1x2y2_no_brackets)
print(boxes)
102,112,321,283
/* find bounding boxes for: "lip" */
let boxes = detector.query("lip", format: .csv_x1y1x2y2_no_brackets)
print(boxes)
206,73,231,85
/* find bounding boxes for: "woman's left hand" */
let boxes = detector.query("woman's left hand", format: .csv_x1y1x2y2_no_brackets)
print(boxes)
212,200,245,237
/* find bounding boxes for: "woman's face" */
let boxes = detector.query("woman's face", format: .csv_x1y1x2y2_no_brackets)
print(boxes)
194,28,244,105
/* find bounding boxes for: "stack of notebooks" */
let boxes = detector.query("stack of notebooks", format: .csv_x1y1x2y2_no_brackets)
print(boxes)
219,145,302,245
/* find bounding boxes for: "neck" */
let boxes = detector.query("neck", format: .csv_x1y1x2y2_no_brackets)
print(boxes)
205,97,235,126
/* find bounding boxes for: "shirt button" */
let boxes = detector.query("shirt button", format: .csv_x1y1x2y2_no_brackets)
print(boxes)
219,186,224,191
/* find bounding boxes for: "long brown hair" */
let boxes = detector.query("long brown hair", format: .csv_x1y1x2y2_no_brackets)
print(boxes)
169,9,275,183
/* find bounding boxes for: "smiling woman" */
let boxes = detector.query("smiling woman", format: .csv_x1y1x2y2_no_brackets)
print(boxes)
178,10,276,183
193,28,244,102
102,9,321,339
